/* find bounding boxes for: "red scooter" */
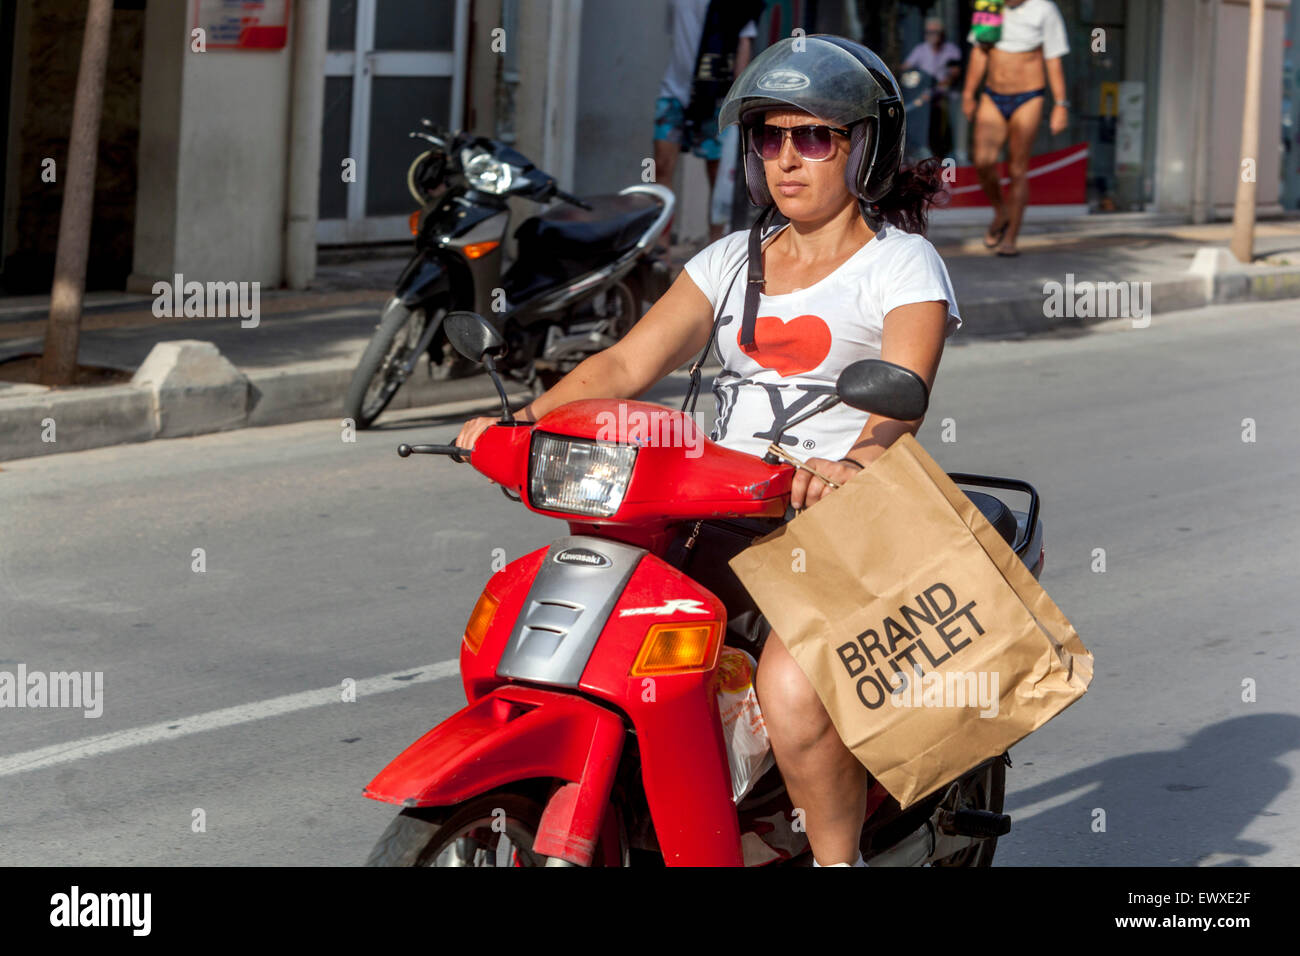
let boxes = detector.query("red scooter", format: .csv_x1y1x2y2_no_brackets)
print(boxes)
364,312,1045,867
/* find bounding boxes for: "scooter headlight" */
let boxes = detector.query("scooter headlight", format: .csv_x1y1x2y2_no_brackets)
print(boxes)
529,433,637,518
463,151,514,194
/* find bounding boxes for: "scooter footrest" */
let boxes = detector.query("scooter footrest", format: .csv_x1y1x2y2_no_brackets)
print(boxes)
941,809,1011,838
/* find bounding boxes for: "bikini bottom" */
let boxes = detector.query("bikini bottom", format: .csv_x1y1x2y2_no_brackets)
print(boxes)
983,87,1045,121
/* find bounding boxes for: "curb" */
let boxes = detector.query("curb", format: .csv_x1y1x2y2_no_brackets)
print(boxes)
0,350,528,463
955,263,1300,337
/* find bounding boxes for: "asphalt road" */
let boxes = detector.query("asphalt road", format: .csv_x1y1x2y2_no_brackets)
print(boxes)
1,300,1297,866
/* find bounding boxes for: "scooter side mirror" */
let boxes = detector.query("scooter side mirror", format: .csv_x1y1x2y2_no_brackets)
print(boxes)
444,310,516,424
445,311,506,363
836,359,929,422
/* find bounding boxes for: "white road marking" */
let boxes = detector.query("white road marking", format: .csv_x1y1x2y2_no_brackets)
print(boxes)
0,660,460,778
1002,780,1102,825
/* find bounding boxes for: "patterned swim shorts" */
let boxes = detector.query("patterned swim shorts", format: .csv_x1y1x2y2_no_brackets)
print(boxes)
654,95,723,162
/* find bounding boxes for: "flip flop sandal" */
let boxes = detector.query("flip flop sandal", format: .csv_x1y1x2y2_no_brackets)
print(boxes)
983,221,1009,249
995,248,1020,257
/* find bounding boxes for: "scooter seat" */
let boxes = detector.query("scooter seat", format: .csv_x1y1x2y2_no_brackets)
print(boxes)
518,193,661,262
964,491,1017,547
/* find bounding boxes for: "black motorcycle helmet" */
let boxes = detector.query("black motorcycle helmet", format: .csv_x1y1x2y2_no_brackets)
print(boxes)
718,34,905,229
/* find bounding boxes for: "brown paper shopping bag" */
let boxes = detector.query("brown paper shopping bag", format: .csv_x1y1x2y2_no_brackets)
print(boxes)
728,433,1093,809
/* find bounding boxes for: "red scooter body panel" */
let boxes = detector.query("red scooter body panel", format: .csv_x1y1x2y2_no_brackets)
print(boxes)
470,401,794,526
364,684,623,812
458,546,548,702
575,552,744,866
469,421,532,491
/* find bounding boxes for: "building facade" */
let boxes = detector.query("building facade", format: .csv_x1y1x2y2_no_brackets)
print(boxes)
0,0,1294,296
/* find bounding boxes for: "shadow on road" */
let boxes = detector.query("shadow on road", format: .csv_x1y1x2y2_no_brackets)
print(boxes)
1005,714,1299,865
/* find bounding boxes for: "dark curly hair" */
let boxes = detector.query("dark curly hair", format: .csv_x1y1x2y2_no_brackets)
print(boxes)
869,156,951,237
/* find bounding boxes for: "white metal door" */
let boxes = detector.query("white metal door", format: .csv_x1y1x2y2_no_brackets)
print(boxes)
318,0,468,244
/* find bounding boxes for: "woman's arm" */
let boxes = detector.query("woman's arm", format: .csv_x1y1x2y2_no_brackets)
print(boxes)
791,300,949,508
844,299,947,462
456,270,717,446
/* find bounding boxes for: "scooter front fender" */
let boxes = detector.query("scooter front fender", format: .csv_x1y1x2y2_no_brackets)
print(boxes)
394,250,455,309
364,684,624,816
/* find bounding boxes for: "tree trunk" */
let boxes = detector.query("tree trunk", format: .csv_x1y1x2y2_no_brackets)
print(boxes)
40,0,114,386
1229,0,1266,263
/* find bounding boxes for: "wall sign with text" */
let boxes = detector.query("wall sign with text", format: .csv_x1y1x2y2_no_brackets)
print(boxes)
193,0,290,50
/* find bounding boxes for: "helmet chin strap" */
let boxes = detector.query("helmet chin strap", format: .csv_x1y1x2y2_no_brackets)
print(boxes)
678,193,881,416
862,198,886,232
739,204,779,354
738,197,882,354
679,203,778,415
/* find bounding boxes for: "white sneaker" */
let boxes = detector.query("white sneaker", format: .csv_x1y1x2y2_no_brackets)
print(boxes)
813,852,866,867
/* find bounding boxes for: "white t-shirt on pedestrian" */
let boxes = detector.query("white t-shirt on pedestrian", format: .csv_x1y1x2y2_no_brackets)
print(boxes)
967,0,1070,59
683,223,962,462
659,0,759,104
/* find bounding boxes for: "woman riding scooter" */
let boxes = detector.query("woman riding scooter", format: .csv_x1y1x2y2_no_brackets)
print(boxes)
455,35,961,867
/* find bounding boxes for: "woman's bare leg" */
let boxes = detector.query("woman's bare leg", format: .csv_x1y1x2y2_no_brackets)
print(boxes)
755,629,869,864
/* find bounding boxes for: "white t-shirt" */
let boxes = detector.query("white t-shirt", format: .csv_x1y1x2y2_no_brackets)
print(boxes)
659,0,759,104
683,224,962,462
967,0,1070,59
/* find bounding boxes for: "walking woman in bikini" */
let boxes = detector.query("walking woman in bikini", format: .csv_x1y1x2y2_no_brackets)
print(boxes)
961,0,1071,256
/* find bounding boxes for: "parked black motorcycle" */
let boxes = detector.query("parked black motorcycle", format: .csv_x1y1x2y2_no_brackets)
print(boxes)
342,121,675,429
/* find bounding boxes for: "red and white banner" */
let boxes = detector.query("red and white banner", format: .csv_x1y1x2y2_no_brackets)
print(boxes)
942,143,1089,207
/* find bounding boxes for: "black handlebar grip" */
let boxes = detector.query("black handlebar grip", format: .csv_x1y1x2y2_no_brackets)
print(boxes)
396,443,472,461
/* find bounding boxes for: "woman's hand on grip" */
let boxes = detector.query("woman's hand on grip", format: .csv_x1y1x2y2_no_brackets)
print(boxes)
789,457,865,510
454,416,498,452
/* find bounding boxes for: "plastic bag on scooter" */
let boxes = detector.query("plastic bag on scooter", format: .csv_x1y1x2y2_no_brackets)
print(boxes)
714,647,776,804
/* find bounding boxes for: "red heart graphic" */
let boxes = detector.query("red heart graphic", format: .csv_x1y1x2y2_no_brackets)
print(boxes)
739,314,833,378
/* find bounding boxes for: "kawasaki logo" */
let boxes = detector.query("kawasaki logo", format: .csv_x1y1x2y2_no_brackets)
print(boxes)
553,547,611,568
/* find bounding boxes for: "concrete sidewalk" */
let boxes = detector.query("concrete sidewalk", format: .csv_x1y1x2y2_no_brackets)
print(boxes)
933,220,1300,335
3,221,1299,461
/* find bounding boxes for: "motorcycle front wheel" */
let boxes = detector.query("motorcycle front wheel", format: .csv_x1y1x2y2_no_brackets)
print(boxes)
343,300,442,429
365,790,628,867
